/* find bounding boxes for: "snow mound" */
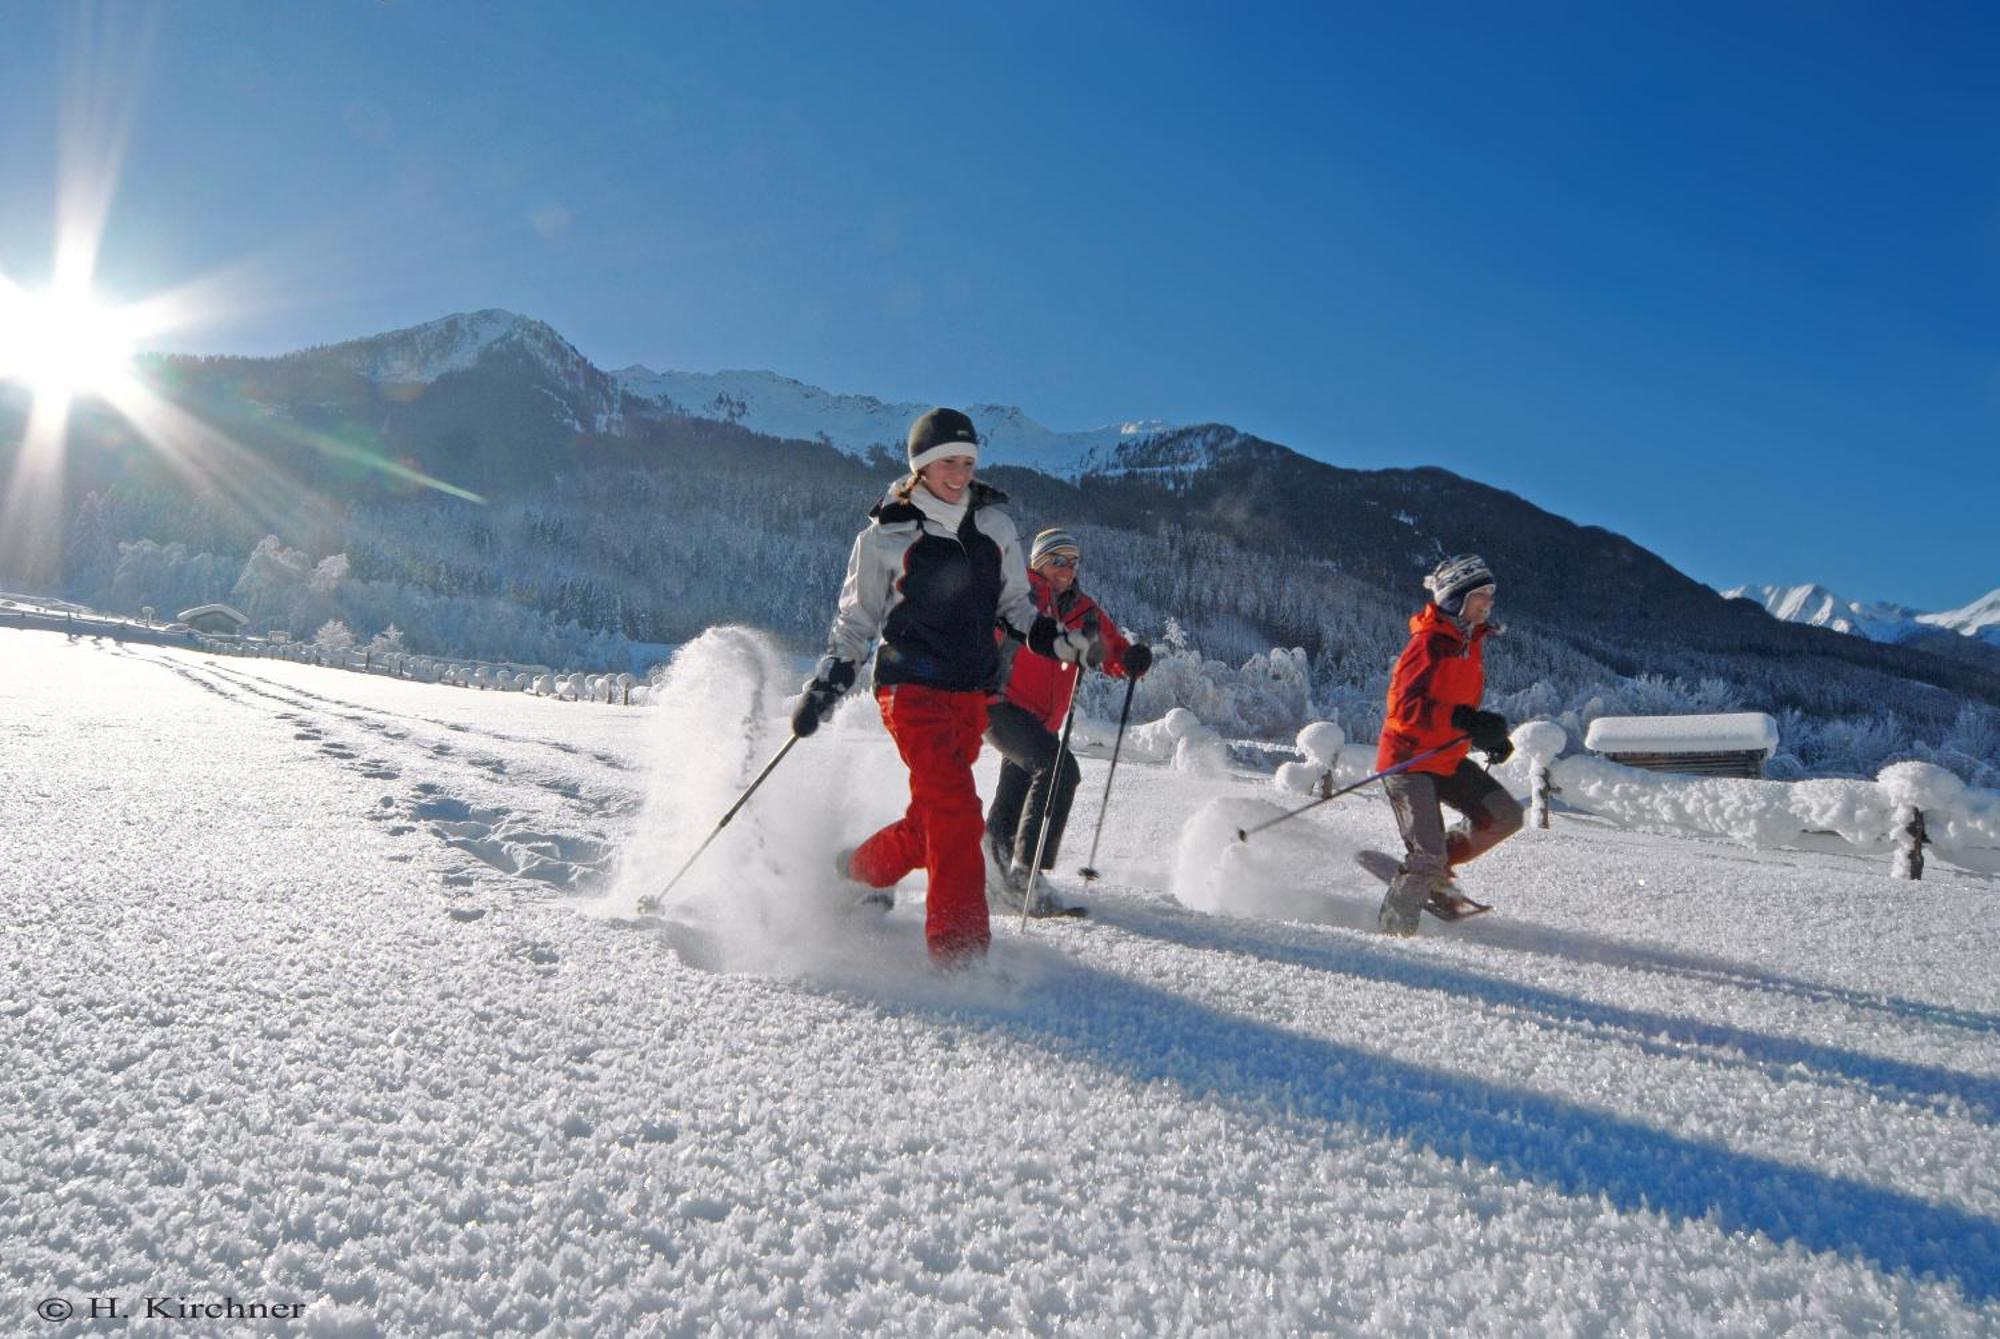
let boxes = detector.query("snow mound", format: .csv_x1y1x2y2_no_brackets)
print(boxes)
1877,760,1966,812
1273,760,1323,795
1514,720,1567,766
1296,721,1345,766
1170,797,1380,929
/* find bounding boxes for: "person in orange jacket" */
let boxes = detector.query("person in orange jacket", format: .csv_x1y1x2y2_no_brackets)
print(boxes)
1374,553,1523,936
981,528,1151,914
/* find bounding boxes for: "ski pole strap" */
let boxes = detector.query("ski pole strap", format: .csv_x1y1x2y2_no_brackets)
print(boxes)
1233,733,1472,843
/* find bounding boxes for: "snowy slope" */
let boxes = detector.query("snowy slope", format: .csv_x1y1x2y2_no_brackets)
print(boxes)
1725,581,2000,648
4,626,1998,1335
613,365,1172,475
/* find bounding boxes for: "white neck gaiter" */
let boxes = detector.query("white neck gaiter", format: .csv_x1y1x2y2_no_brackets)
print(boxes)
911,484,969,536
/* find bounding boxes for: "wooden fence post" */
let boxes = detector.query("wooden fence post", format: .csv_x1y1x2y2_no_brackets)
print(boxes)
1891,805,1927,881
1531,763,1557,830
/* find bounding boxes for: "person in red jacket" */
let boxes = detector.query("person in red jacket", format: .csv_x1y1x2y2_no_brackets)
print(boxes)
982,528,1151,915
1375,553,1523,936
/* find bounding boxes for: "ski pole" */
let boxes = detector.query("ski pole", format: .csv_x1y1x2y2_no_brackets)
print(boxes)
1077,669,1139,884
1233,734,1471,843
637,733,800,913
1024,671,1088,935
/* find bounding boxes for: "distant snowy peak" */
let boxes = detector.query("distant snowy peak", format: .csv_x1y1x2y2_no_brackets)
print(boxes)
311,309,600,389
613,365,1173,476
1721,583,1920,641
1723,582,2000,647
1917,588,2000,641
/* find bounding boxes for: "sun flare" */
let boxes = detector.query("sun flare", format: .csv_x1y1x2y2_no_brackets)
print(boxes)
0,282,141,401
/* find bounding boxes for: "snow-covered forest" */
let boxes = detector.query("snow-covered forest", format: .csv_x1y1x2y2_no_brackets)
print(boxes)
53,448,2000,789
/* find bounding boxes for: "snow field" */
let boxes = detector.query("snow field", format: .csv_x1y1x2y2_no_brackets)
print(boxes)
3,626,1997,1335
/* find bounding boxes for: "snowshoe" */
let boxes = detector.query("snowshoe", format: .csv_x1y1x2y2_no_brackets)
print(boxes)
1422,889,1492,922
835,848,893,913
1357,849,1491,922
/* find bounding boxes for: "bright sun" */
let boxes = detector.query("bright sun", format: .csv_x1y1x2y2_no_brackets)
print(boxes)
0,283,139,401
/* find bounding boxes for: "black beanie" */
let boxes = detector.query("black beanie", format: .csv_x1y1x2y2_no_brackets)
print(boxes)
907,407,981,472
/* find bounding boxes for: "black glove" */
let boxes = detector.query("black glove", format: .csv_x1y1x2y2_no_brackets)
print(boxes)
1121,643,1152,678
1450,705,1512,762
790,655,855,738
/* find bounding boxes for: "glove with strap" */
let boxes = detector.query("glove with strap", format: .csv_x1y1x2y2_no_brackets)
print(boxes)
1028,613,1104,668
1121,642,1153,678
790,655,855,738
1449,705,1514,764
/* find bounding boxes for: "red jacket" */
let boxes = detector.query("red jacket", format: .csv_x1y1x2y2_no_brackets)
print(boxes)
1000,572,1134,733
1376,604,1491,776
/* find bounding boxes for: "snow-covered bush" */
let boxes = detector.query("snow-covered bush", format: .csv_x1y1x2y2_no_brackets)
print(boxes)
1094,624,1317,740
1122,707,1202,765
1296,721,1344,767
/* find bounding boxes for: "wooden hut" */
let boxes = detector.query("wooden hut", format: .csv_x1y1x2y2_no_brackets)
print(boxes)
175,603,250,636
1583,712,1779,779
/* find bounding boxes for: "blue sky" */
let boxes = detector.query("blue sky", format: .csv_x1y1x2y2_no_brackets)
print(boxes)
3,1,1994,610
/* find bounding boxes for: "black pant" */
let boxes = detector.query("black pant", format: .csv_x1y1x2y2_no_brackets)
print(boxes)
984,700,1081,869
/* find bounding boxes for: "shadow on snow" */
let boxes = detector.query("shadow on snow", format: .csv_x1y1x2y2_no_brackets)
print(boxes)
1089,898,2000,1125
903,943,2000,1306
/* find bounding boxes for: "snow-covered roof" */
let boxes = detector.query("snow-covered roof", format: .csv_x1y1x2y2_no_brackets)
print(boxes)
1584,712,1779,755
176,602,248,626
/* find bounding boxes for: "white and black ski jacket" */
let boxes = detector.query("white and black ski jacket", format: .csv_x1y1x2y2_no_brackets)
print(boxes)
826,480,1052,693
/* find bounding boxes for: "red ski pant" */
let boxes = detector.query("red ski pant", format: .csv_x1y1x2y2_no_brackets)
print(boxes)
849,684,990,964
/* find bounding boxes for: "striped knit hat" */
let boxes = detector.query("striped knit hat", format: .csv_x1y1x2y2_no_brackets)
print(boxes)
1029,528,1081,569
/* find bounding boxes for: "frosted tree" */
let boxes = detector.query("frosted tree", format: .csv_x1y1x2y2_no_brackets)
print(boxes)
314,619,356,652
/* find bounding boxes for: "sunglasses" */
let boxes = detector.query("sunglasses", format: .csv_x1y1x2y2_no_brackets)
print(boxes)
1039,555,1078,570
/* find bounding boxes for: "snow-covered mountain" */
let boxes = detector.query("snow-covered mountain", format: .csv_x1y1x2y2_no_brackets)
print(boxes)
274,309,1177,476
1917,588,2000,642
612,365,1173,477
304,309,589,387
1723,582,2000,648
294,308,626,434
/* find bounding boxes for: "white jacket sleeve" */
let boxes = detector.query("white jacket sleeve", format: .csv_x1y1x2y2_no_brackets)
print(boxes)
988,511,1041,642
826,527,888,667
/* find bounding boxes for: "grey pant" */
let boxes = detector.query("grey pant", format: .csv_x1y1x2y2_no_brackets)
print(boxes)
1381,759,1524,908
984,700,1081,870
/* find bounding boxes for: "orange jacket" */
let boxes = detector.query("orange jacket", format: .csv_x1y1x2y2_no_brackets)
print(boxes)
1000,571,1134,734
1375,604,1491,775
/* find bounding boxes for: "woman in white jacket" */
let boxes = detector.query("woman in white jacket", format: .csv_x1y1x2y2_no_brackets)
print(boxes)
790,408,1089,966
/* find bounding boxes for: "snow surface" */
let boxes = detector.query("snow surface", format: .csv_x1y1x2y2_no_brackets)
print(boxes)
611,365,1172,477
1584,712,1781,755
5,625,2000,1334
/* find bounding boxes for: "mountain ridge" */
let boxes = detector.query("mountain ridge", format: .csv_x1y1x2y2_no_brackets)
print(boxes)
1724,581,2000,648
